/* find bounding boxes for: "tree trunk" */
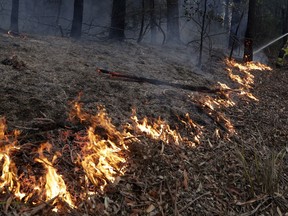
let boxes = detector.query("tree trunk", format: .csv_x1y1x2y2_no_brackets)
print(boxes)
56,0,63,36
243,0,256,62
166,0,180,43
137,0,145,43
56,0,62,25
70,0,84,39
10,0,19,33
282,2,288,46
198,0,208,66
150,0,157,43
228,0,242,48
109,0,126,41
224,0,230,30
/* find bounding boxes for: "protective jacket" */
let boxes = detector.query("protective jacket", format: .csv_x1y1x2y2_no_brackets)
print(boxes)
276,42,288,66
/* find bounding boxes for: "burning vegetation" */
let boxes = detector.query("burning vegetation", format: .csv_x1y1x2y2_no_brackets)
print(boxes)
0,57,275,214
0,34,286,215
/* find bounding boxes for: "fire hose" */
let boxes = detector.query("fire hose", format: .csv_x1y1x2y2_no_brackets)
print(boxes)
97,68,223,93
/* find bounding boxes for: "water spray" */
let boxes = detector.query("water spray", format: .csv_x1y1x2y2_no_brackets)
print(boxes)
253,33,288,55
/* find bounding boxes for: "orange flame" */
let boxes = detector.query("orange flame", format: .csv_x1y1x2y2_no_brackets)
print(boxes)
34,142,74,208
131,113,182,145
225,59,272,101
71,103,128,192
193,95,235,135
131,110,201,146
0,118,25,200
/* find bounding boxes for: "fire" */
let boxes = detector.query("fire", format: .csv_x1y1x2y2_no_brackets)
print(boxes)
131,112,182,145
0,56,272,213
70,102,129,192
178,113,203,144
226,59,272,72
225,59,272,101
130,109,202,146
189,58,272,136
1,98,203,213
192,95,236,135
34,142,74,208
0,118,25,200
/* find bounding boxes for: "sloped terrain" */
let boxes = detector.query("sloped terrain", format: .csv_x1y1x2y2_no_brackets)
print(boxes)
0,33,287,215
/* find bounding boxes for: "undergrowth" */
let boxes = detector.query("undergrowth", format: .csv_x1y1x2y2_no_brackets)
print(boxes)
237,145,287,196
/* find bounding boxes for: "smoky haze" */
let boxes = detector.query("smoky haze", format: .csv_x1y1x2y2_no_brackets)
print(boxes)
0,0,267,66
0,0,112,37
0,0,241,46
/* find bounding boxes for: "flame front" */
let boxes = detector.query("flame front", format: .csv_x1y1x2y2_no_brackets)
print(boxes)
71,103,128,192
0,57,273,213
188,59,272,137
34,142,74,208
225,59,272,101
131,110,201,146
0,118,25,200
131,113,182,145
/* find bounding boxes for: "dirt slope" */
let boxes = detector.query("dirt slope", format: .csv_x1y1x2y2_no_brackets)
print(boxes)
0,33,287,215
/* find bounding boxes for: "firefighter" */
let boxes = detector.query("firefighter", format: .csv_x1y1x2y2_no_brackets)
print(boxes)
276,40,288,66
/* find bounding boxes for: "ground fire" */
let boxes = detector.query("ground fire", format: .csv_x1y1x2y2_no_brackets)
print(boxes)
0,58,275,214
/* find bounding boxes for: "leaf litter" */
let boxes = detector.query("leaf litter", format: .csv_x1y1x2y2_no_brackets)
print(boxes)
0,33,287,215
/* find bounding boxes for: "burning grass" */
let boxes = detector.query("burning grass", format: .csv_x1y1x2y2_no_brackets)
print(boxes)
0,59,277,214
0,98,207,214
0,33,286,215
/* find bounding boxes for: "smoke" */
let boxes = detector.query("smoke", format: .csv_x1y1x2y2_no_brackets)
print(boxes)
0,0,112,37
0,0,271,67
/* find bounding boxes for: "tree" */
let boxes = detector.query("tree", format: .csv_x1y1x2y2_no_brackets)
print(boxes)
184,0,212,65
224,0,230,30
10,0,19,33
166,0,180,43
70,0,84,39
198,0,208,66
109,0,126,41
150,0,157,43
137,0,145,43
243,0,256,62
281,1,288,46
228,0,243,48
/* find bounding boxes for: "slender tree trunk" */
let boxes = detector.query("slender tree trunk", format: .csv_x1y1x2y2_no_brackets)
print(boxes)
243,0,256,62
229,0,241,48
70,0,84,39
198,0,208,66
224,0,230,30
10,0,19,33
56,0,62,25
109,0,126,41
150,0,157,43
56,0,63,36
166,0,180,43
282,2,288,46
137,0,145,43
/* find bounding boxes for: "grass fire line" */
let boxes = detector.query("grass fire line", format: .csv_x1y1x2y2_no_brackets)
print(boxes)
0,58,273,213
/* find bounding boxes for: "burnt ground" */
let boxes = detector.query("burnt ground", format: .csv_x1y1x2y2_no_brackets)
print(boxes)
0,32,287,215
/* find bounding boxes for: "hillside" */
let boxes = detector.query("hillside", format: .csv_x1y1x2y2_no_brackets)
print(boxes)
0,33,287,215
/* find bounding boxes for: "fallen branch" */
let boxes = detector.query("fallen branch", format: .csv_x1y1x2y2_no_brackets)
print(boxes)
97,68,221,93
